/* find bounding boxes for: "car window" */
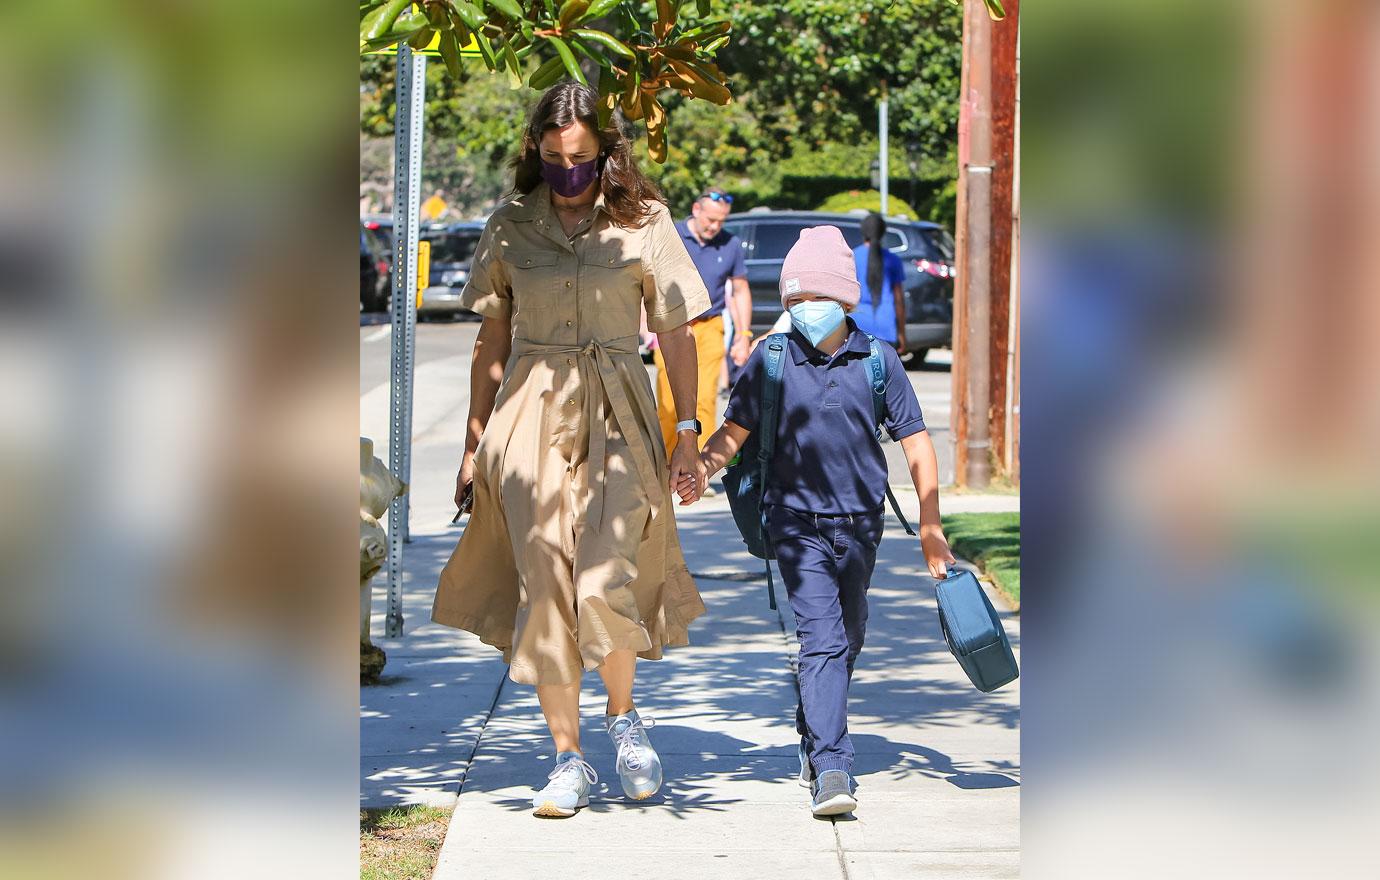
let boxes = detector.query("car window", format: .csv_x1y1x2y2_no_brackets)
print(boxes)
883,230,904,249
365,227,392,255
425,232,479,263
926,228,956,261
751,223,814,260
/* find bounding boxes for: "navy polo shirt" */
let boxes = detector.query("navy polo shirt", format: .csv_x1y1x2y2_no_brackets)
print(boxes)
676,219,747,321
723,318,927,514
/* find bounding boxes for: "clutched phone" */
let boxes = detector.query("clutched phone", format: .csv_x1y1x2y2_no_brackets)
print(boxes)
452,481,474,524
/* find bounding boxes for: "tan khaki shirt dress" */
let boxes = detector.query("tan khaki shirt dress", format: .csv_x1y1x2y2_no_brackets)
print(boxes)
431,184,712,686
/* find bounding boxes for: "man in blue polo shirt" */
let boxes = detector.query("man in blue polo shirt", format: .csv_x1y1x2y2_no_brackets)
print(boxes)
652,187,751,459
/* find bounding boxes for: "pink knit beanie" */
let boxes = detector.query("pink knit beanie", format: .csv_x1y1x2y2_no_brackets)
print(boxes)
778,225,861,308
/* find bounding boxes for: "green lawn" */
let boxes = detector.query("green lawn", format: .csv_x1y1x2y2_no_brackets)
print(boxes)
942,512,1021,608
361,805,451,880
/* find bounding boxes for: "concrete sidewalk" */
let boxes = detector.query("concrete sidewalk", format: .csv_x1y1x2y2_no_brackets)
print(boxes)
362,490,1019,879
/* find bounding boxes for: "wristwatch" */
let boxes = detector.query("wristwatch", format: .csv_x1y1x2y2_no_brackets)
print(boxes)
674,419,703,435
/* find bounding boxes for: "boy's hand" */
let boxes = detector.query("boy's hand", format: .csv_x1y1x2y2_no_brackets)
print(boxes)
672,471,700,504
920,523,956,579
669,440,705,505
698,451,718,482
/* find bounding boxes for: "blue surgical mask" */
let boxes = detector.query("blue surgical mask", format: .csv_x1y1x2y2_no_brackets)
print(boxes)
788,301,846,347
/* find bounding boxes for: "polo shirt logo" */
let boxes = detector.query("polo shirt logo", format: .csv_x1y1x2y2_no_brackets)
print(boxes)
784,278,801,293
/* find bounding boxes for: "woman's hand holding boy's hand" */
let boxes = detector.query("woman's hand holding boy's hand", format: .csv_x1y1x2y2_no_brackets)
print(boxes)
669,440,705,505
672,472,699,504
920,523,956,578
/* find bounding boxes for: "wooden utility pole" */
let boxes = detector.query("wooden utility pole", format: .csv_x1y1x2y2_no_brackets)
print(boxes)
953,0,1019,488
954,0,993,488
989,0,1019,472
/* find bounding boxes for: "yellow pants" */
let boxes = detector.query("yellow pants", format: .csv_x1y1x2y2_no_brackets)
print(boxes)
654,315,725,456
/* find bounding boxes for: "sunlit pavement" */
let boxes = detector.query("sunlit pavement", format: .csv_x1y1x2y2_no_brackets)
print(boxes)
361,317,1019,878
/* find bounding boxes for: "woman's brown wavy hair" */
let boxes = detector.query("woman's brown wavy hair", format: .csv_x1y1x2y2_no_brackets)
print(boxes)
510,81,665,229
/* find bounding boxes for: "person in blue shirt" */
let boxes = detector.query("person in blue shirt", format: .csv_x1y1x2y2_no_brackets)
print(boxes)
649,187,751,462
849,212,908,354
694,225,955,817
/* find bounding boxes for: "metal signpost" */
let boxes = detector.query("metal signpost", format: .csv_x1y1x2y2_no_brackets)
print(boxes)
385,45,425,637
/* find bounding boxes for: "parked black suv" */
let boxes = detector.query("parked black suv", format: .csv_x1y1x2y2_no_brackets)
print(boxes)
419,222,485,318
360,222,391,313
720,210,955,364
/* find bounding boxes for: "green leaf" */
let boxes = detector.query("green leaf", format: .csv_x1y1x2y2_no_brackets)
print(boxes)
360,3,389,34
984,0,1006,20
596,66,618,127
548,36,588,85
364,0,412,40
528,55,565,89
438,28,464,77
452,0,486,30
585,0,622,20
696,0,710,16
558,0,591,29
571,28,633,59
679,19,730,41
363,11,428,49
488,0,526,20
407,26,435,49
423,3,448,28
501,40,524,89
474,31,499,70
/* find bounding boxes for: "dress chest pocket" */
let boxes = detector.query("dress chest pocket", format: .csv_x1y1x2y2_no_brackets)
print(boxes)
584,246,643,311
507,250,561,313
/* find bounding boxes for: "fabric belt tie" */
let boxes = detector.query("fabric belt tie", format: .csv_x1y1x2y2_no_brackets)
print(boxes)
512,334,661,530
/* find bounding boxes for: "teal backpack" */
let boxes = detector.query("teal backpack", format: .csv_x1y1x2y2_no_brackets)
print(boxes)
721,333,916,608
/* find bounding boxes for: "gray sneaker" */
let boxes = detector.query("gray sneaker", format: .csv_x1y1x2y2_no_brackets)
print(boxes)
531,751,598,818
811,769,858,816
605,709,663,800
797,741,816,788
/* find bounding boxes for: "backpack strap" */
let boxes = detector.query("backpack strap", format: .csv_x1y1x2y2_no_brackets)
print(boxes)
758,334,788,609
866,336,917,537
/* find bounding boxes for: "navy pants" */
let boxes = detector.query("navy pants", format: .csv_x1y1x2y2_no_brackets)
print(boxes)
767,504,884,775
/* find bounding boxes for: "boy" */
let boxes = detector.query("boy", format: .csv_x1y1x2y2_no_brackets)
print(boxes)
696,226,955,816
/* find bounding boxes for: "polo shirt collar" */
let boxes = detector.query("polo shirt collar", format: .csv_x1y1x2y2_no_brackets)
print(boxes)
680,217,723,247
788,317,872,365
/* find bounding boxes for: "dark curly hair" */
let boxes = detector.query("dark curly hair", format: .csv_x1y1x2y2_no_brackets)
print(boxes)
510,81,665,229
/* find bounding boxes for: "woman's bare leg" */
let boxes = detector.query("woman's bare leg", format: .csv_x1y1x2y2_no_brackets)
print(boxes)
537,680,582,753
597,649,637,716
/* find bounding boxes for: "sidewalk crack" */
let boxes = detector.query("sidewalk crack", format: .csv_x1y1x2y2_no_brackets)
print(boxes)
453,668,508,797
832,820,852,880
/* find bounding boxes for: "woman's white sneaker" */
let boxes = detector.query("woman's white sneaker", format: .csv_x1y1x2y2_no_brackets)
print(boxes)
605,709,663,800
532,751,598,818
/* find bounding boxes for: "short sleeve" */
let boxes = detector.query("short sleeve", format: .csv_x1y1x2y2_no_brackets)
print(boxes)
885,251,906,288
729,235,748,278
459,217,511,319
722,342,765,433
642,204,712,332
880,344,926,441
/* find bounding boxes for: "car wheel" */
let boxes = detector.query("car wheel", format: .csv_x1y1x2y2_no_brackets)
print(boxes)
903,347,929,370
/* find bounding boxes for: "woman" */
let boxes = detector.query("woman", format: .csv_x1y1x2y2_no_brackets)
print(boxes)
850,212,908,356
431,83,711,818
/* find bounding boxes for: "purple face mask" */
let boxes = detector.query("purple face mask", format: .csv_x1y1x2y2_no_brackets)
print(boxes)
540,155,600,198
